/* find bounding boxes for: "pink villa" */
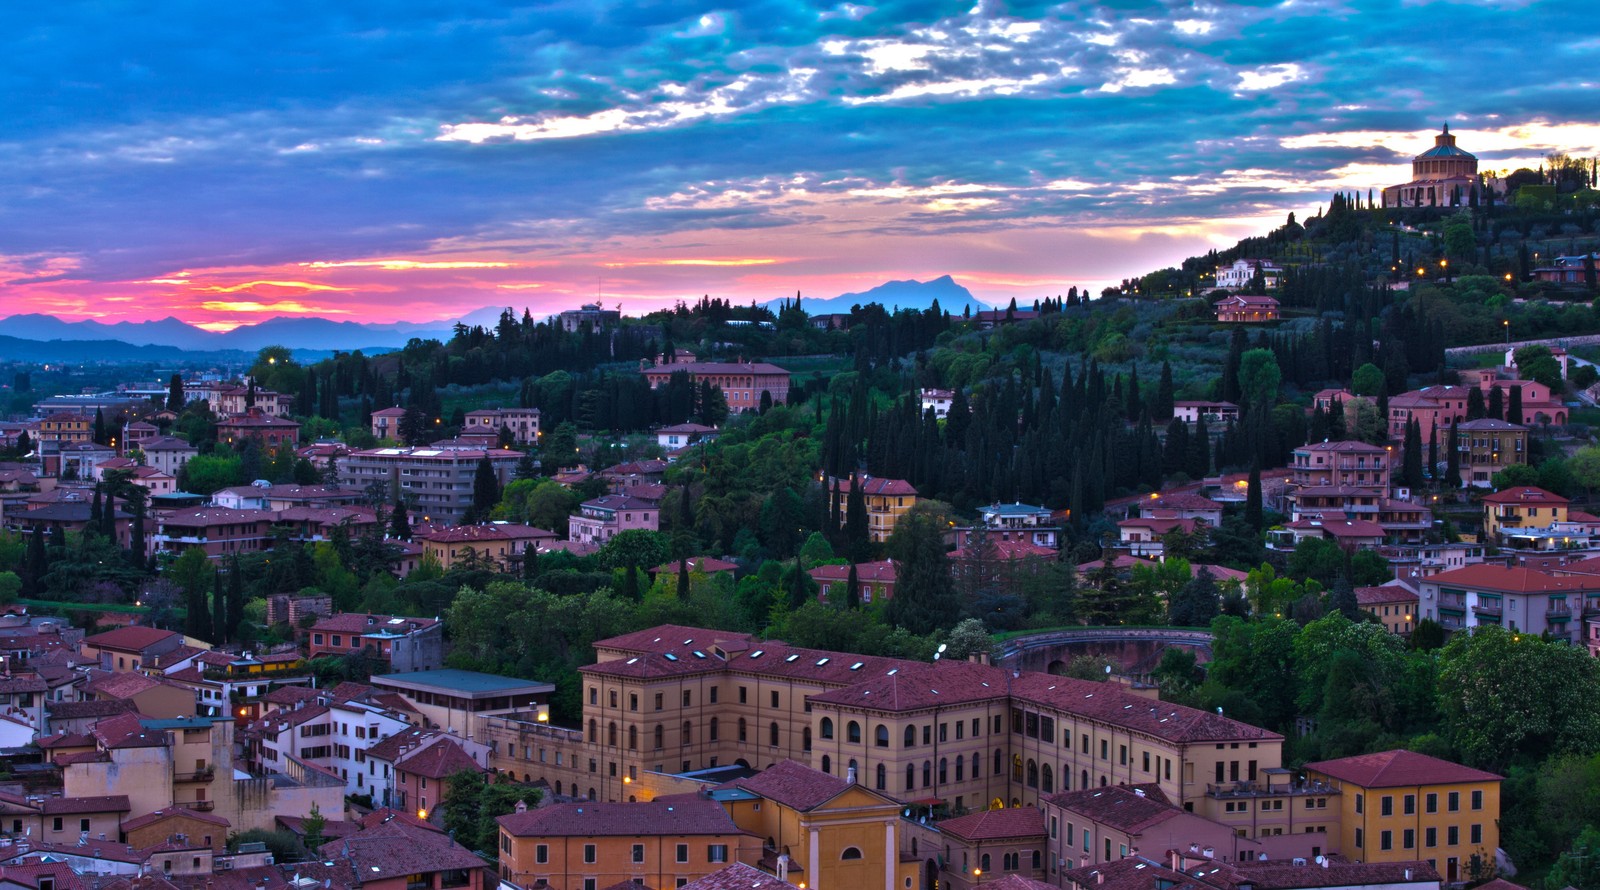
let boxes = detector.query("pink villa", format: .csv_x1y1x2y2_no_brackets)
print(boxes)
810,560,898,603
567,494,659,545
640,360,790,413
1213,294,1280,322
1290,440,1390,490
149,507,276,558
1389,370,1567,440
370,406,408,440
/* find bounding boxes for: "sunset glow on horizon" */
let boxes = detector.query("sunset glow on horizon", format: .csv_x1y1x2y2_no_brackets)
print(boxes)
2,3,1596,332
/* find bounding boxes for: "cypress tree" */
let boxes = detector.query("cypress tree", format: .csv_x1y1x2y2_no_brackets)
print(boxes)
94,409,106,447
1446,419,1461,487
678,558,691,600
845,563,860,609
211,571,227,645
167,374,186,412
389,498,411,540
1245,460,1263,529
467,457,501,523
227,555,245,640
89,487,104,534
1507,385,1523,426
1487,385,1503,421
1428,421,1439,481
23,525,45,597
1403,418,1424,489
522,545,539,583
1467,387,1486,420
844,477,869,562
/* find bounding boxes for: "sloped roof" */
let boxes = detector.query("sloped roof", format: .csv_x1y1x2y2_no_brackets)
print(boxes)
681,863,804,890
82,626,179,653
497,795,743,838
1043,784,1179,834
1305,749,1501,788
727,760,852,812
936,806,1046,841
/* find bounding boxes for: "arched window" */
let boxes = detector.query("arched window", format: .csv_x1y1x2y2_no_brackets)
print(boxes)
588,719,597,743
708,718,718,742
1042,764,1054,794
1013,754,1023,783
847,721,862,744
555,781,562,795
875,725,889,748
906,763,916,790
588,787,596,800
607,722,617,746
1026,759,1038,789
682,720,692,745
769,722,780,746
938,758,948,784
738,718,748,742
803,728,812,752
876,764,887,790
654,725,663,749
981,854,991,872
1032,850,1042,870
628,725,638,749
842,848,863,861
820,718,834,740
1100,775,1108,787
904,725,917,748
821,755,831,774
1081,769,1088,790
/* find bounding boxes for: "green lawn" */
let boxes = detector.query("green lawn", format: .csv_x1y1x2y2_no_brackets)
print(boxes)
18,598,149,615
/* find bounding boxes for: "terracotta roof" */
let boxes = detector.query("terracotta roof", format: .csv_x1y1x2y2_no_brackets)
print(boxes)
497,795,743,838
727,760,851,811
1149,492,1223,511
120,807,231,831
1356,585,1419,607
82,626,180,653
415,524,555,543
276,814,359,840
86,671,170,700
827,474,918,497
681,863,804,890
809,560,898,584
169,865,286,890
1295,440,1387,455
1457,419,1527,431
141,437,197,451
310,613,440,635
649,557,740,575
1232,858,1441,889
978,877,1056,890
357,807,443,833
39,795,130,815
313,817,483,882
1009,672,1280,744
1482,486,1568,505
35,732,95,749
581,494,659,511
1305,749,1501,788
950,539,1057,560
1472,879,1530,890
642,361,789,376
396,737,487,780
0,862,89,890
1425,564,1599,594
595,626,756,655
935,806,1046,841
1043,784,1178,834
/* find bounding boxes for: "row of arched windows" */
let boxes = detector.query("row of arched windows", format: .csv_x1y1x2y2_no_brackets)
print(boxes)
978,851,1042,872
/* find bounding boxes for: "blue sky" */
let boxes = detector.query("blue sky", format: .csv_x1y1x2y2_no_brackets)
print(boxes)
2,0,1596,328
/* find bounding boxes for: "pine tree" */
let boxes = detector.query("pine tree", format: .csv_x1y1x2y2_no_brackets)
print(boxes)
167,374,186,412
845,563,860,609
211,571,227,645
467,457,501,523
389,498,411,540
1245,461,1263,529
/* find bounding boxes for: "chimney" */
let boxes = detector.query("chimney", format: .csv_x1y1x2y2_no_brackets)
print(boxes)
1404,870,1412,881
1320,858,1329,869
846,765,857,784
1202,847,1214,859
514,799,528,814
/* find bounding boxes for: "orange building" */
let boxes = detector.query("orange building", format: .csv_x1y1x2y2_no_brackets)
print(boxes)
497,795,755,890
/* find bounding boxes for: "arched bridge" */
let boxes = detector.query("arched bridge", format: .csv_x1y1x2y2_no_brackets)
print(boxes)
995,626,1214,675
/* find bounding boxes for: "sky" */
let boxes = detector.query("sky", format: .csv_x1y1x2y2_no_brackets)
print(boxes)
2,1,1598,331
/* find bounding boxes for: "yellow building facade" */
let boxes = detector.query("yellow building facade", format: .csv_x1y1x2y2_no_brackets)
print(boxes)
1305,750,1501,883
1482,486,1567,541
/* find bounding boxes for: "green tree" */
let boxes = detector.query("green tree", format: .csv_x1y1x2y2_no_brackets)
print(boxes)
167,373,186,412
941,618,994,661
1169,567,1219,627
1351,363,1386,398
885,509,959,635
466,457,501,523
1438,625,1600,770
1514,345,1566,392
1238,349,1282,407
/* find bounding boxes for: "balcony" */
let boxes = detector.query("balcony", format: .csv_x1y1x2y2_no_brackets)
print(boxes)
177,800,214,812
176,767,216,782
1472,603,1503,618
1497,515,1524,526
1584,602,1600,618
1437,595,1466,612
1547,607,1573,620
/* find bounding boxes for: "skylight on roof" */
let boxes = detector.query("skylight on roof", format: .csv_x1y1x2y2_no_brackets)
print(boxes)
664,653,678,662
850,662,863,671
815,658,830,666
626,658,638,665
887,668,898,675
750,650,764,658
785,655,800,663
693,651,706,659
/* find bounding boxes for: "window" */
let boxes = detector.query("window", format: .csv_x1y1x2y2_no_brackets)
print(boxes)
821,755,831,774
632,844,645,863
906,763,916,790
981,854,992,872
739,687,747,703
584,844,597,864
708,845,728,863
1448,826,1459,846
842,847,863,861
803,727,812,751
770,722,780,746
821,718,834,739
847,721,862,743
708,718,718,742
876,725,889,747
52,818,62,832
876,764,886,790
682,720,692,745
940,758,948,783
1381,795,1393,817
1380,831,1393,851
609,690,618,707
682,691,691,707
654,725,664,750
1404,794,1415,815
1448,791,1460,812
1472,790,1484,810
80,818,90,832
709,687,718,704
1426,793,1438,813
1355,793,1364,814
655,693,663,710
771,690,780,708
1426,827,1437,848
1471,824,1482,844
590,687,598,705
676,844,689,863
905,726,917,748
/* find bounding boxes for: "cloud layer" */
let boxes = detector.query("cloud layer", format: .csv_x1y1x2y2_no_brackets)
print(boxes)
1,0,1596,327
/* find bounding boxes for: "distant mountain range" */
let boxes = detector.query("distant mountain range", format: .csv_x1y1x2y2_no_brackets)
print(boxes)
0,276,998,358
764,275,995,315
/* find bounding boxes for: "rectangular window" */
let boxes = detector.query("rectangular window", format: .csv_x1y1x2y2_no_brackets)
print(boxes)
1448,826,1459,846
940,723,948,742
708,845,728,863
584,844,597,864
1380,830,1392,851
1472,790,1484,810
739,687,747,703
632,844,644,863
1404,829,1415,850
1426,827,1437,848
1448,791,1460,812
536,845,548,864
1404,794,1415,815
1355,828,1364,849
1426,793,1438,813
676,844,689,864
1471,824,1482,845
770,691,779,708
1143,752,1150,773
709,687,718,704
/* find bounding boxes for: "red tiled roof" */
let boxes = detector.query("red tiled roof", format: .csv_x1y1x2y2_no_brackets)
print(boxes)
312,817,483,882
935,806,1046,841
1482,486,1568,505
727,760,852,811
415,524,555,543
681,863,804,890
0,863,89,890
1295,440,1387,455
39,795,130,815
808,560,898,584
86,671,168,700
1356,585,1419,606
1043,784,1178,834
950,539,1057,560
649,557,740,575
120,807,231,830
828,474,918,496
1305,749,1501,788
1425,564,1599,594
1149,492,1222,511
357,808,442,833
82,626,180,653
310,613,440,635
497,795,743,838
396,737,487,780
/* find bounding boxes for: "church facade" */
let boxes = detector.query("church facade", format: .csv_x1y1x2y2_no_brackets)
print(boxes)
1382,124,1501,208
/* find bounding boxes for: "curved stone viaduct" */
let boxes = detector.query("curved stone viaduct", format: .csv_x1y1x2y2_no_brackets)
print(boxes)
995,626,1215,676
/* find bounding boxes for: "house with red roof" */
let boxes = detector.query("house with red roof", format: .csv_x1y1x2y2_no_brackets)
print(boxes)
680,863,804,890
1356,582,1420,636
826,474,920,542
306,613,443,672
1214,293,1280,322
83,670,196,719
215,409,299,457
1417,564,1598,640
393,735,491,817
297,813,489,890
1044,783,1279,869
568,495,659,546
80,627,185,672
496,795,753,890
809,560,897,604
1304,750,1500,880
649,557,740,582
927,806,1048,890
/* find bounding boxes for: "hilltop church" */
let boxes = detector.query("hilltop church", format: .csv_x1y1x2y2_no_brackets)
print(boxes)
1382,123,1502,208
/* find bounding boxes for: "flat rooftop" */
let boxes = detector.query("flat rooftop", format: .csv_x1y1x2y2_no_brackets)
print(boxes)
372,669,554,698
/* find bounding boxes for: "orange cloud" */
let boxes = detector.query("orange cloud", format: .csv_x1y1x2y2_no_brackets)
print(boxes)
300,259,515,270
192,280,353,294
197,300,353,314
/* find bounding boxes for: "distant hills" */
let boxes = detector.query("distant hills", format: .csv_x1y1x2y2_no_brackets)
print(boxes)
764,275,995,315
0,276,999,361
